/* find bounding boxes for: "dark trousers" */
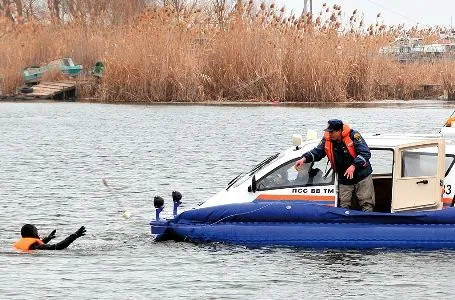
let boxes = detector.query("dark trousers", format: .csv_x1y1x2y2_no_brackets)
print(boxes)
339,174,375,212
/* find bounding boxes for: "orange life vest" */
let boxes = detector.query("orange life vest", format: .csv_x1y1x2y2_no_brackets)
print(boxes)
445,116,455,127
324,124,357,171
13,238,43,251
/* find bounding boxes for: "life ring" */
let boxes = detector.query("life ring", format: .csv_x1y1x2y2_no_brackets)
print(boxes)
445,117,455,127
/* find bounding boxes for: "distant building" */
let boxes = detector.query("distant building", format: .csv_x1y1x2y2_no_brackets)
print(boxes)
379,31,455,62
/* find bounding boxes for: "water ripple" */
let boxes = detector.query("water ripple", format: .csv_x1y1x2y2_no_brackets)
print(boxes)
1,102,455,299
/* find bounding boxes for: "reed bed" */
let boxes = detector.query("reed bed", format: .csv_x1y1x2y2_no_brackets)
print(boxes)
0,1,454,102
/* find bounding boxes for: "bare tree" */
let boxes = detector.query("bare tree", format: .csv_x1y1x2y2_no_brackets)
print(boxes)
13,0,22,21
2,0,13,22
1,0,153,24
212,0,228,27
47,0,61,23
170,0,185,12
24,0,36,19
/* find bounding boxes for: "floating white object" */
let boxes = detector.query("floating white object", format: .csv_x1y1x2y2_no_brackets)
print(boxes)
306,129,317,140
122,210,131,219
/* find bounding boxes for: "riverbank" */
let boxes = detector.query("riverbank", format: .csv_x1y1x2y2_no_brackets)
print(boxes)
2,94,453,109
1,2,455,103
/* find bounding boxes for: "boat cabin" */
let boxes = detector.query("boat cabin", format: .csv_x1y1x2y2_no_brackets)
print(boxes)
47,58,83,77
201,132,453,213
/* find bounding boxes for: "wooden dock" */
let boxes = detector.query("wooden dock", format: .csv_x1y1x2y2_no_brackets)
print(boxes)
16,80,77,100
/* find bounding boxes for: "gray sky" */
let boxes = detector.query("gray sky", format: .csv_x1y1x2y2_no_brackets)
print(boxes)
276,0,455,28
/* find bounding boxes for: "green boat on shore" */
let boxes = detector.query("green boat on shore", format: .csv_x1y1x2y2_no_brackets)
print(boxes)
23,58,83,84
23,66,47,84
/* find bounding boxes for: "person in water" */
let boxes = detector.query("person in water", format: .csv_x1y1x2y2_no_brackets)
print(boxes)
13,224,86,251
295,119,375,212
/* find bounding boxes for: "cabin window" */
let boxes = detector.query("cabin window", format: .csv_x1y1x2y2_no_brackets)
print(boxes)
402,151,438,177
256,157,334,191
402,151,455,177
226,153,280,190
370,149,394,175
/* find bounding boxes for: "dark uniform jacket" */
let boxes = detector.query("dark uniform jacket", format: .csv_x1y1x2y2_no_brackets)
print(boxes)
302,129,373,185
30,234,80,250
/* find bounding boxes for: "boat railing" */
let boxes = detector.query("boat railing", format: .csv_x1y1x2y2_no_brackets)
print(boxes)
365,132,455,145
365,133,442,139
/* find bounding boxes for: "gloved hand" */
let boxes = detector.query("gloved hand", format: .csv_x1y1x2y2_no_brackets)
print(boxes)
46,229,57,241
74,226,86,238
41,229,57,244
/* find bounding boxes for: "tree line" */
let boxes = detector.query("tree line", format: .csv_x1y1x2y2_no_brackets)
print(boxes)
0,0,238,25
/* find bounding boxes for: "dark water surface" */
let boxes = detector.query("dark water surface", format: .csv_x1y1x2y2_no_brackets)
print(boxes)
1,101,455,299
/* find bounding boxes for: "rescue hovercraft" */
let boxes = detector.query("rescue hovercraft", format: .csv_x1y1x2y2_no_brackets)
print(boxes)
150,119,455,249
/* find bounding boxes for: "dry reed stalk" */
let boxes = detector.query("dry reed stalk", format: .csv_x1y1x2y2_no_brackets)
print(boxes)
0,3,454,102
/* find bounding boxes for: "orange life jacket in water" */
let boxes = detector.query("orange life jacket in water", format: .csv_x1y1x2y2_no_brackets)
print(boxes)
13,238,43,251
323,124,357,171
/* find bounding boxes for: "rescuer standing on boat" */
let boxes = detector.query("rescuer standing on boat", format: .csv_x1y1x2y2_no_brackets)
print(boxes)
295,119,375,212
13,224,86,251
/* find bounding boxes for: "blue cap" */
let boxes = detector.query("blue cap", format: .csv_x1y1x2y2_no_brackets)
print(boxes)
324,119,343,132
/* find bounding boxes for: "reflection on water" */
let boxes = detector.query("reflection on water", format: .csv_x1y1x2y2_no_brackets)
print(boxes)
1,101,455,299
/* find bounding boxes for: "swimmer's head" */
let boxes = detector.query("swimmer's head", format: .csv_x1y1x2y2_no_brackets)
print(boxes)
21,224,39,238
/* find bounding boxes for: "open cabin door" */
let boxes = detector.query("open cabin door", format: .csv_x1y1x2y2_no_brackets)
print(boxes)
391,139,445,212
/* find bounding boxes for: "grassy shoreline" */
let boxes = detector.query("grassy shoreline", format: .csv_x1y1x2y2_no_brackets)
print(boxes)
1,2,454,103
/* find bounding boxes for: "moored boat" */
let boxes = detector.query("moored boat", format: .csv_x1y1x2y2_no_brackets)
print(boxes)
23,66,47,84
151,118,455,249
47,58,83,77
23,58,83,84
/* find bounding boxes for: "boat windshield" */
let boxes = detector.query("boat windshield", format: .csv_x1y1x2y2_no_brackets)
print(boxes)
63,58,71,66
227,152,280,190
